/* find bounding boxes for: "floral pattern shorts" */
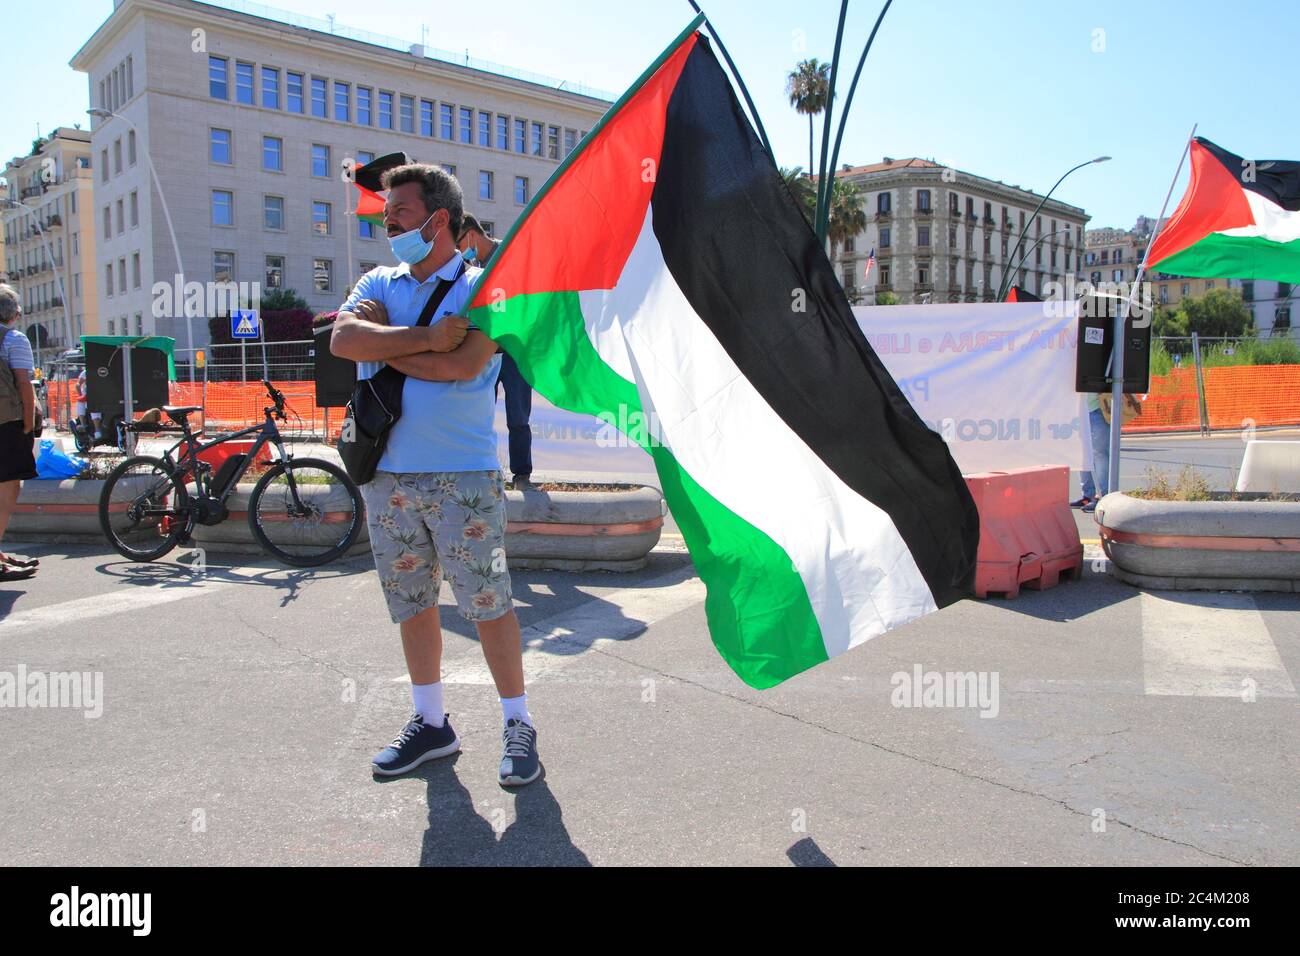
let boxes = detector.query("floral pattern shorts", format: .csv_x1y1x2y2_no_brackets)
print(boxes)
361,470,514,624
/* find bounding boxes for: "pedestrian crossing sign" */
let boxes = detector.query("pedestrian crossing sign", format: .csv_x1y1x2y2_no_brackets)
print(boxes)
231,310,260,339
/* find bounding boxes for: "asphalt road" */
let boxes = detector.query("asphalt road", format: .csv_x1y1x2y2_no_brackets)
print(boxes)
1,534,1296,866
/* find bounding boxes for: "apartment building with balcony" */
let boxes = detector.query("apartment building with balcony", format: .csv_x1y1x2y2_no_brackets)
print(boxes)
1,127,100,359
832,157,1088,305
70,0,611,358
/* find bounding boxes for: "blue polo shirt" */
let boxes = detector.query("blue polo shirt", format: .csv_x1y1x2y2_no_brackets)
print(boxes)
342,253,500,474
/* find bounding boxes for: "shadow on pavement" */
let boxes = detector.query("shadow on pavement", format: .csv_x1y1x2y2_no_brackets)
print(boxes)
373,755,590,866
978,567,1138,622
93,554,372,605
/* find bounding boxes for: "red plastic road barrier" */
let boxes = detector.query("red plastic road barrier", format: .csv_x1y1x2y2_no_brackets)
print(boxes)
963,466,1083,599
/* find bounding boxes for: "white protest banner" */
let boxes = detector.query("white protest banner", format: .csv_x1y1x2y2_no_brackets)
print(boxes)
853,302,1085,473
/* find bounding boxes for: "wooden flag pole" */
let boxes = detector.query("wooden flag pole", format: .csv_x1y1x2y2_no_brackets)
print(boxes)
1106,123,1197,493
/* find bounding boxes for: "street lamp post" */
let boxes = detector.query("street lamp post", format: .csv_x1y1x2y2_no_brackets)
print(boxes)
1,195,73,369
1003,227,1072,298
87,108,192,373
998,156,1110,301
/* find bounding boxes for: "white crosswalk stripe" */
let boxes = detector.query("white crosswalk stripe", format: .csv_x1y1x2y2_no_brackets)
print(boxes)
1140,591,1297,698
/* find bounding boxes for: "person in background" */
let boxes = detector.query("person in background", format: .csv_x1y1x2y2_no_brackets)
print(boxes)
74,367,103,442
0,284,39,581
457,214,534,488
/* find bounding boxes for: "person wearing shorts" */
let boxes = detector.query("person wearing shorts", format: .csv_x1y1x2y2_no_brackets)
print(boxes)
0,284,39,581
331,163,539,786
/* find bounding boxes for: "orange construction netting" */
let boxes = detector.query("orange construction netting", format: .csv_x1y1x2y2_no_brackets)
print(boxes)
1125,365,1300,433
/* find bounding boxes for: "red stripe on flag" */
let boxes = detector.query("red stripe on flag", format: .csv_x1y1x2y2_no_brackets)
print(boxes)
468,32,699,308
1148,139,1256,267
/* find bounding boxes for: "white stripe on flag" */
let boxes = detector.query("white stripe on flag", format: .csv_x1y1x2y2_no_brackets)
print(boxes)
578,208,936,659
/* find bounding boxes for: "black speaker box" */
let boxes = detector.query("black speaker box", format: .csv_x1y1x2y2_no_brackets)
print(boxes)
1075,293,1151,394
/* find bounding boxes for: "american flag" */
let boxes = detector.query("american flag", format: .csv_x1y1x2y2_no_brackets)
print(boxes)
863,247,877,280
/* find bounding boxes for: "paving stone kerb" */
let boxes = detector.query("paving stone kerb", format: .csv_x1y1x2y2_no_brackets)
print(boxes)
9,480,665,571
1096,492,1300,592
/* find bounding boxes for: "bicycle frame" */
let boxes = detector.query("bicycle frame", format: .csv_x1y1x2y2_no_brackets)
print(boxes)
160,407,293,509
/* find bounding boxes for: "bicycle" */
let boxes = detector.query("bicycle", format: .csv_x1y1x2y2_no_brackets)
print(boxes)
98,381,365,567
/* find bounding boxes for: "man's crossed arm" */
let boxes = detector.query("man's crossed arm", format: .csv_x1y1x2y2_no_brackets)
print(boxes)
330,299,497,382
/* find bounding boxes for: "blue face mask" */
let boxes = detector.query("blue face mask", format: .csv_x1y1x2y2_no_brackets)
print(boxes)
388,213,437,265
462,247,478,266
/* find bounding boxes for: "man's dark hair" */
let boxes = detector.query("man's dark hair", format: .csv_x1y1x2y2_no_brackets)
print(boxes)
459,214,489,239
382,163,463,237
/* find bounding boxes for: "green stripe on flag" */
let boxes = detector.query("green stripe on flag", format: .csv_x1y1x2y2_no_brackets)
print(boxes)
1155,233,1300,284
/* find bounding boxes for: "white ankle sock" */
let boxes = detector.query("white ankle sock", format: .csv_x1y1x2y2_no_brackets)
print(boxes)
411,682,445,727
501,694,532,727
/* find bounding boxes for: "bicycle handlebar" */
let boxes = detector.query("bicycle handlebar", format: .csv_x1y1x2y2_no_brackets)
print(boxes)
262,379,287,419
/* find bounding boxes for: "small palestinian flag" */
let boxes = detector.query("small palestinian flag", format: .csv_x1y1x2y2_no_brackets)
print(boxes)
1148,138,1300,283
467,16,979,688
352,152,410,229
1004,286,1040,303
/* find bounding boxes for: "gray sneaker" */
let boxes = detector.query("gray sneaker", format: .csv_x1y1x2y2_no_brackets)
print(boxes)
498,718,540,786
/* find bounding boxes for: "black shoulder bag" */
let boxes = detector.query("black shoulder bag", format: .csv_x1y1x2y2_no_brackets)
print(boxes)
338,264,463,485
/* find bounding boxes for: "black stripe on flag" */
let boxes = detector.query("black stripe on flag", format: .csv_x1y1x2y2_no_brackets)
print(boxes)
650,38,978,606
1197,137,1300,213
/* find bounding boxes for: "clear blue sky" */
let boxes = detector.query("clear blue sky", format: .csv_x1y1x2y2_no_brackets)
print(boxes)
6,0,1299,229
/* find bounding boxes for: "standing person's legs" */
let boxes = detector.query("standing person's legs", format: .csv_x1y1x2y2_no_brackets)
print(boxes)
432,470,538,785
498,354,533,482
363,472,460,775
1089,407,1111,498
0,420,38,573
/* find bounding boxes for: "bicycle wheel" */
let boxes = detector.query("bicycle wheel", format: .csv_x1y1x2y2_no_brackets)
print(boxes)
247,457,364,567
99,455,189,562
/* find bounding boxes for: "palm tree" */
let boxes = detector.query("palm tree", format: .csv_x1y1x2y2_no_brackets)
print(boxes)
785,59,831,180
780,166,817,226
827,179,866,260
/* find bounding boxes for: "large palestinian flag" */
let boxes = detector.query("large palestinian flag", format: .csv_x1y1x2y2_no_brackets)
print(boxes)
352,152,410,228
1148,137,1300,283
467,17,979,688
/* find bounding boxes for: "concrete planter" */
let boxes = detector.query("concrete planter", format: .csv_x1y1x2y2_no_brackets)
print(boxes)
9,479,666,573
1095,492,1300,592
503,484,665,572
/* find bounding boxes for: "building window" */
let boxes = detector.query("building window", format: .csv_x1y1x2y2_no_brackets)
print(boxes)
129,191,138,227
565,129,577,156
479,170,494,201
335,82,351,122
312,201,331,236
514,118,527,153
918,226,930,247
949,226,958,248
400,95,415,133
100,148,108,182
287,71,304,113
263,136,283,172
105,263,113,297
1181,283,1190,296
128,130,136,165
311,77,327,118
211,190,233,226
495,115,509,150
547,125,560,160
264,196,284,230
265,255,284,290
132,253,141,288
877,192,891,214
984,233,991,255
530,121,543,156
949,193,959,214
313,258,332,292
357,87,372,126
1242,281,1254,302
459,107,473,144
359,261,378,275
844,236,856,253
479,112,492,148
1112,269,1123,282
378,91,393,129
479,221,494,236
209,56,228,99
213,251,234,284
261,66,280,109
114,199,123,233
114,138,122,174
918,263,929,286
235,62,254,104
102,206,111,240
879,265,890,286
440,103,454,139
420,99,434,137
916,189,931,211
311,144,330,178
880,226,891,248
210,128,232,164
514,176,529,204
